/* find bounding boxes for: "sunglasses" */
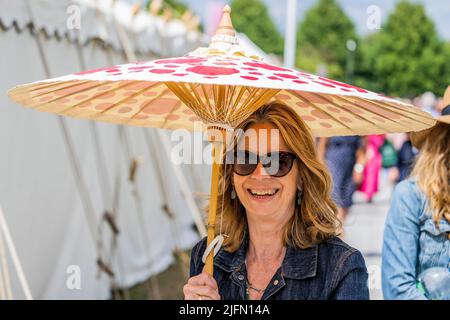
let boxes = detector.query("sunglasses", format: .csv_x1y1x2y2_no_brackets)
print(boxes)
227,150,297,177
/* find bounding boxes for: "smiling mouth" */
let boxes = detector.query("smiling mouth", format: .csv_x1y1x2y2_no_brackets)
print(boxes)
246,188,279,201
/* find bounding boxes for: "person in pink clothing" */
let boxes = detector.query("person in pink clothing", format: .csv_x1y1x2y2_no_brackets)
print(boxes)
358,135,385,202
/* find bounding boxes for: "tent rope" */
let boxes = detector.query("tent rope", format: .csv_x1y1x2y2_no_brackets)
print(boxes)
0,205,33,300
73,26,125,295
0,215,12,300
24,0,104,296
104,48,132,300
144,130,190,275
105,2,162,299
118,126,162,299
110,2,207,297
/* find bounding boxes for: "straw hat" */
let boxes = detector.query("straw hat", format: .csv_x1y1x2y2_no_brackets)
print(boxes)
411,86,450,149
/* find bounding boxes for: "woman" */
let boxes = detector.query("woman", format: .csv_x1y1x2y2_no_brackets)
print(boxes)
359,135,384,203
395,133,417,183
183,102,369,300
382,95,450,299
318,136,364,223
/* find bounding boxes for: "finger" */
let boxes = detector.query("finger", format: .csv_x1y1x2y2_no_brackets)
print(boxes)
183,285,201,301
187,284,220,300
184,288,218,301
184,293,201,300
187,274,205,286
188,272,218,290
198,272,219,290
185,293,215,301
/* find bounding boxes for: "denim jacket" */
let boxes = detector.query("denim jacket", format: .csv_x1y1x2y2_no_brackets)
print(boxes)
382,178,450,300
189,232,369,300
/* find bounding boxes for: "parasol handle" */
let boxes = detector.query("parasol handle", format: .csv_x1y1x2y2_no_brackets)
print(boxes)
204,141,222,275
204,126,230,276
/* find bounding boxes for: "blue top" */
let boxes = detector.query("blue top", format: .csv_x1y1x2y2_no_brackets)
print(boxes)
382,178,450,300
325,136,361,208
190,232,369,300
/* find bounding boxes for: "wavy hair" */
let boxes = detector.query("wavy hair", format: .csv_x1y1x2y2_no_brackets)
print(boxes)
207,101,340,252
411,123,450,226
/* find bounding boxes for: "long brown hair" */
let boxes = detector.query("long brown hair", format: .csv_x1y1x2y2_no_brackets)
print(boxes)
208,101,340,252
411,123,450,226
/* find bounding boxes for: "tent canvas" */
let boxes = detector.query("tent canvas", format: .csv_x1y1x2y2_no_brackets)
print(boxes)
0,0,211,299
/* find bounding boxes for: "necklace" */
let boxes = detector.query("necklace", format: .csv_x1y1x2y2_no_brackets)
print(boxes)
246,280,266,294
244,257,266,295
244,246,286,297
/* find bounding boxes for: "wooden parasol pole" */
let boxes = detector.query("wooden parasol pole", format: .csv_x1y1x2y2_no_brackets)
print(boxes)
204,145,221,275
204,127,228,275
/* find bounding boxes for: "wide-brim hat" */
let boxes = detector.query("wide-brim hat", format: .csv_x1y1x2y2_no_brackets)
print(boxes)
411,86,450,149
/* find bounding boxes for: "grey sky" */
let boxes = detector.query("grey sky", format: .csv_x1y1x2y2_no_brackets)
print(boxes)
175,0,450,40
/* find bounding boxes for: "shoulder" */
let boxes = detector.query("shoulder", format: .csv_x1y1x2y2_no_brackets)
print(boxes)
314,237,368,298
189,237,207,277
320,237,364,259
392,178,422,201
388,178,426,221
319,237,368,294
192,236,207,253
191,236,208,261
318,237,367,273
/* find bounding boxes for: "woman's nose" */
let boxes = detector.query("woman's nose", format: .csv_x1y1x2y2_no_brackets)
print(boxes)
250,162,270,178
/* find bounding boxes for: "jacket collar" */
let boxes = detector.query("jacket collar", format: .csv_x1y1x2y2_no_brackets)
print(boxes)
213,230,318,280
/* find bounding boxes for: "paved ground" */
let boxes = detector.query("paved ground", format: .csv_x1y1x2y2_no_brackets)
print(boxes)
343,169,395,300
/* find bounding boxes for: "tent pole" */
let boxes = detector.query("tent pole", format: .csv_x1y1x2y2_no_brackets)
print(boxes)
0,206,33,300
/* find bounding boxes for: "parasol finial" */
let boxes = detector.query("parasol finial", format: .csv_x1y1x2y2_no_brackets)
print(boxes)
209,5,238,51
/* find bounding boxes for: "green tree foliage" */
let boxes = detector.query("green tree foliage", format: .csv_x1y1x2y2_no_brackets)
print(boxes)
230,0,284,55
443,42,450,88
146,0,189,15
362,1,449,97
296,0,358,81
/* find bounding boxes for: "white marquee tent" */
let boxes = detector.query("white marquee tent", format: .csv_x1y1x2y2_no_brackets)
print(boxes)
0,0,213,299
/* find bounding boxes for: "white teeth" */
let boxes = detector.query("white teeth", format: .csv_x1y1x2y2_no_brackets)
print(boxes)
249,189,277,196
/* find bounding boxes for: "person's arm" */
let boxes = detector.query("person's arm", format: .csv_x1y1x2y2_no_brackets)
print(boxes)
330,250,370,300
381,181,427,300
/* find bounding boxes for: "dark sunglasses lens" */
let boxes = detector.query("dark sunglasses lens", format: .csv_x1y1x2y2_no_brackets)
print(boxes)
232,151,295,177
264,152,295,177
233,150,258,175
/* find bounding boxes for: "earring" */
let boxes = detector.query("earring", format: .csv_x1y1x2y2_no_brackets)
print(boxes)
297,188,303,206
231,187,236,199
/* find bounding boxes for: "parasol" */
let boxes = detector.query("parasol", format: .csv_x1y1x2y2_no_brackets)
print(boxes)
7,6,435,276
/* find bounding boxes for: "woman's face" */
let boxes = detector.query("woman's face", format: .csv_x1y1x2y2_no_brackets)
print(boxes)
232,122,299,220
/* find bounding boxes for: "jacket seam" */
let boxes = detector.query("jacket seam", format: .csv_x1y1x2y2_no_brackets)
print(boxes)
329,248,358,292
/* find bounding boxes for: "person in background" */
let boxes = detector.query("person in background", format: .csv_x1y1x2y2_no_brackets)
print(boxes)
318,136,364,225
435,97,445,114
382,86,450,300
358,135,384,203
395,133,418,182
420,91,439,117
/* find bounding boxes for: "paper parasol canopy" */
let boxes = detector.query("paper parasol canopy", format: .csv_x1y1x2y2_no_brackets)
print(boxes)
6,5,435,276
7,7,435,137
